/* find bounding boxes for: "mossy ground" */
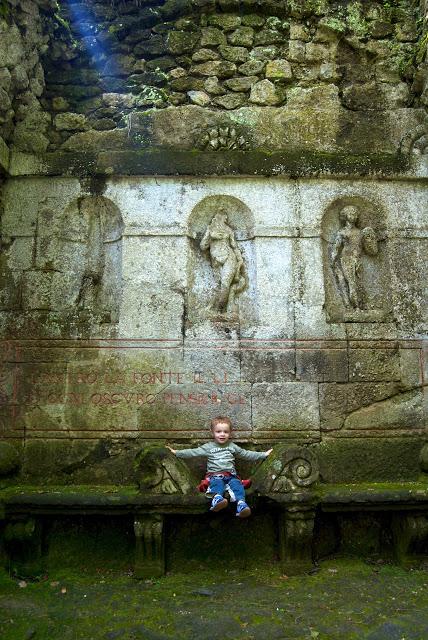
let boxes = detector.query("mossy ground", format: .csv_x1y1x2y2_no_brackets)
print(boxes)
1,558,428,639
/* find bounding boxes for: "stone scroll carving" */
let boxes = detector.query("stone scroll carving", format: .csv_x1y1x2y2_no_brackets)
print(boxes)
200,211,247,315
135,446,196,495
322,197,390,323
252,446,319,494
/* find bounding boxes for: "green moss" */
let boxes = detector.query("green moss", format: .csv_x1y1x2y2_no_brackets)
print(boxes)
346,2,369,38
0,0,10,19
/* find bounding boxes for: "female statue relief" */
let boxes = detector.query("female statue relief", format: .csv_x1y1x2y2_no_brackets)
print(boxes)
200,210,247,314
331,205,378,310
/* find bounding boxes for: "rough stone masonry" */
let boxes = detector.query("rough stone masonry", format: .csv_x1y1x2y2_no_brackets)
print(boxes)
0,0,426,487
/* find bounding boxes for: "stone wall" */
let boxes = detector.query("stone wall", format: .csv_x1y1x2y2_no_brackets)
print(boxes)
0,0,426,155
0,0,426,486
0,174,426,483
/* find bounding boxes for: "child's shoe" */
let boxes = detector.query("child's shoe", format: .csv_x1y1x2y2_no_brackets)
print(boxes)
210,494,228,512
236,500,251,518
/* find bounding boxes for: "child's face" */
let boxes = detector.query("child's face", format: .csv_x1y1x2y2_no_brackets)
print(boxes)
212,422,231,445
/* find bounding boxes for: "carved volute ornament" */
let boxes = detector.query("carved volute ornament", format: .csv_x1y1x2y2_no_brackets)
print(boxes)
331,205,379,311
200,210,247,316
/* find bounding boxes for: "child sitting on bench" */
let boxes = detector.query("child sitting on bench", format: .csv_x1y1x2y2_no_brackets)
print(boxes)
167,416,272,518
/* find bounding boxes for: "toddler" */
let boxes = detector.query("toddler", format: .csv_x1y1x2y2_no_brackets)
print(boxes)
167,416,272,518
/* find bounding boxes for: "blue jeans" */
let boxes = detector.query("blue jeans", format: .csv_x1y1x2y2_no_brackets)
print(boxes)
208,474,245,502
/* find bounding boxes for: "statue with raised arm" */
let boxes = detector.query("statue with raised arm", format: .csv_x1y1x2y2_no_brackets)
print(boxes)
330,205,378,310
200,210,247,314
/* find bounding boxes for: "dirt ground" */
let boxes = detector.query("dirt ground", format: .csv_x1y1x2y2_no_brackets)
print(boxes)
1,558,428,640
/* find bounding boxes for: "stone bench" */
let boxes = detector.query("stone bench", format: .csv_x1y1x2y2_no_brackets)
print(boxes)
1,444,428,578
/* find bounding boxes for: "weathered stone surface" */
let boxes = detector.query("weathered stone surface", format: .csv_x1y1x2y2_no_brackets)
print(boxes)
192,48,220,62
249,79,282,105
208,14,241,31
238,59,265,75
252,383,320,436
166,30,199,54
241,350,295,383
228,27,254,47
54,112,88,131
265,59,293,80
317,438,424,482
344,389,425,431
296,349,348,383
204,76,225,95
0,442,20,476
319,382,401,431
250,46,279,61
212,93,246,109
218,45,249,63
187,90,211,106
200,27,226,47
191,61,237,78
223,76,258,92
349,348,401,382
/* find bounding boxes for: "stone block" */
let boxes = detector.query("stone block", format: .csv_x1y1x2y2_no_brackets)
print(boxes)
295,304,346,340
296,238,325,306
22,271,81,311
288,40,305,62
187,90,211,106
240,349,295,383
192,48,220,62
238,60,265,76
166,31,199,54
4,237,33,271
344,389,425,431
249,79,282,105
254,29,284,46
227,27,254,47
118,286,184,340
296,348,348,382
250,46,279,61
218,45,249,63
191,61,237,78
255,238,294,333
317,438,424,482
2,178,81,236
319,382,400,431
252,383,320,437
265,59,293,80
200,27,227,47
223,76,258,92
349,348,401,382
0,262,21,310
399,347,424,388
208,14,241,31
212,93,246,109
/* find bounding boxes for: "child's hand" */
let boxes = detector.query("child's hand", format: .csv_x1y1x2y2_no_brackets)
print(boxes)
265,448,273,456
166,445,177,455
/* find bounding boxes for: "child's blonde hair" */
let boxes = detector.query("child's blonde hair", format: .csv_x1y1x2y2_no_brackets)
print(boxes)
210,416,232,431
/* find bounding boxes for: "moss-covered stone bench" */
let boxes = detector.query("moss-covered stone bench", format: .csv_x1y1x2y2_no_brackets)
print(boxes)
1,443,428,578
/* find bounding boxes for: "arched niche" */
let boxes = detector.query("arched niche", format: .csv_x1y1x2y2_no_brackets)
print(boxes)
321,196,390,323
33,195,124,325
186,195,255,327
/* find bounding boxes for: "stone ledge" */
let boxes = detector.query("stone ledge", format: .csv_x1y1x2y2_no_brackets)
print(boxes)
7,148,416,178
2,482,428,515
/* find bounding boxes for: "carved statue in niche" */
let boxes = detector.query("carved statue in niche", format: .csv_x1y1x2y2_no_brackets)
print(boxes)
200,210,247,315
330,205,379,311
